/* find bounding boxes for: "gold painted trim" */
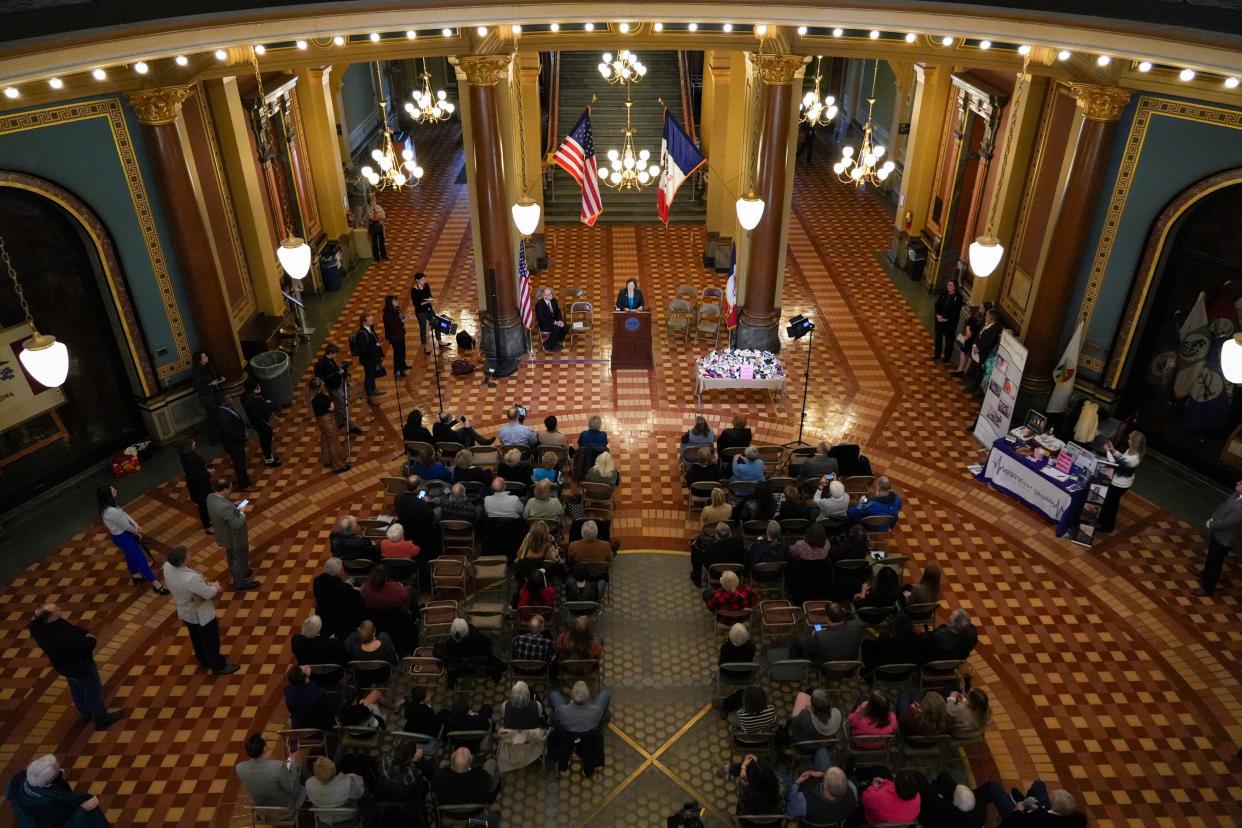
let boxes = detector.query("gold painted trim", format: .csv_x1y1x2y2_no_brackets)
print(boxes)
287,86,322,239
0,98,191,378
1074,96,1242,386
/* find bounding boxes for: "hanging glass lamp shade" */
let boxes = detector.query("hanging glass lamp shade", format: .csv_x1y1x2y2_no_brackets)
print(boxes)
968,234,1004,277
511,196,541,237
20,331,69,388
1223,334,1242,384
277,236,312,280
736,192,766,230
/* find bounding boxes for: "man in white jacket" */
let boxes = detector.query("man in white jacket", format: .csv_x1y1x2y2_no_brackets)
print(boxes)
163,545,239,675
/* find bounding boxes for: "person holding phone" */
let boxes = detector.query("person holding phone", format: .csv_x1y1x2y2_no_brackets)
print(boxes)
499,406,538,448
409,272,446,353
206,479,258,591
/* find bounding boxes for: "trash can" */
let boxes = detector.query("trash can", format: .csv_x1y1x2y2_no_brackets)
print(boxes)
905,237,929,283
249,350,293,407
320,244,343,292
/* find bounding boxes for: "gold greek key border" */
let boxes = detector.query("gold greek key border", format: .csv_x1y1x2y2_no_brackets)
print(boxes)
0,98,190,379
1076,96,1242,386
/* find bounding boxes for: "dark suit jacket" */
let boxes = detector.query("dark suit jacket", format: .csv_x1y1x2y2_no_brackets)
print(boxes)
355,325,383,367
216,404,248,444
717,427,752,456
30,618,97,677
330,531,378,562
395,492,442,557
312,573,364,639
975,322,1001,362
535,298,563,333
180,450,212,501
614,288,645,310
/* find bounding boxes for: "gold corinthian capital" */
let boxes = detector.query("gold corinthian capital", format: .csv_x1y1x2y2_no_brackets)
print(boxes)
127,86,193,125
752,54,809,85
458,55,512,86
1070,84,1132,122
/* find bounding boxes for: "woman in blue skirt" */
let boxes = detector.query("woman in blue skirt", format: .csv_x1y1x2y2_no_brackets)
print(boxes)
96,487,169,595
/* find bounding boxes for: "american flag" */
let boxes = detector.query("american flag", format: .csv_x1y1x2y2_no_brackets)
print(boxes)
518,239,534,329
553,108,603,226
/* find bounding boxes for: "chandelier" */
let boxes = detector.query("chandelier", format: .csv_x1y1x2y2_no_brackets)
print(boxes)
968,54,1030,278
362,66,423,190
405,57,455,124
800,56,838,127
598,49,647,85
599,91,659,190
833,61,895,187
1,234,68,387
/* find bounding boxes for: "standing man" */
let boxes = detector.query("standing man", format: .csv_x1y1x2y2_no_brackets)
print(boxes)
163,545,239,675
241,382,281,468
206,480,258,591
215,399,252,489
535,287,567,351
28,604,123,730
1195,479,1242,596
350,313,386,405
366,192,389,260
314,343,363,435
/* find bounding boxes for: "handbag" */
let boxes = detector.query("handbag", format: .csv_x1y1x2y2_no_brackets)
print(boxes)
375,364,388,379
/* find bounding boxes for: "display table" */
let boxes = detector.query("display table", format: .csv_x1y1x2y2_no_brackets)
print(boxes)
976,438,1087,536
694,350,786,409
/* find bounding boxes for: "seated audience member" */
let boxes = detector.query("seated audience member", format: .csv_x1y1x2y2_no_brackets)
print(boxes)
789,521,830,561
434,411,494,447
917,775,986,828
947,687,991,737
361,565,412,612
691,522,745,588
522,479,565,522
438,697,493,752
861,769,922,826
565,567,604,606
380,523,419,559
717,414,753,456
578,415,609,448
904,563,943,607
452,450,493,486
813,478,850,521
555,615,604,661
284,665,336,730
746,521,788,572
510,614,555,663
516,570,557,609
499,407,539,448
918,609,979,663
402,410,435,446
777,485,815,522
515,520,562,582
855,565,901,611
832,524,871,562
731,447,765,482
433,618,505,688
330,515,379,562
344,619,399,665
975,780,1084,828
537,415,572,450
483,477,524,519
861,612,920,675
409,447,452,483
682,414,716,446
704,570,758,623
403,686,443,741
847,476,903,527
378,740,434,803
698,487,733,528
585,451,620,487
235,733,304,815
547,682,612,776
291,614,347,666
313,558,364,639
786,766,858,825
792,602,863,665
441,483,480,524
719,622,757,666
734,480,777,523
729,754,782,816
394,476,441,559
685,446,723,490
497,449,533,488
431,748,499,818
847,692,898,749
899,690,953,737
533,452,559,484
502,681,546,730
6,755,107,827
797,441,839,481
729,685,777,735
567,520,613,568
787,688,843,744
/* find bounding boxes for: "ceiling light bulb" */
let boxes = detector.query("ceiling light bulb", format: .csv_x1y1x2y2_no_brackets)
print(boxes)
869,30,880,40
832,28,843,37
756,25,768,36
1057,49,1071,61
940,35,954,46
905,32,916,43
48,77,63,89
979,40,992,50
92,68,107,80
405,30,416,39
723,23,733,33
442,28,453,37
476,26,487,37
333,35,345,46
619,22,630,33
585,22,595,31
1180,68,1196,81
1226,76,1240,89
1137,61,1152,72
550,23,560,32
1017,44,1031,56
654,22,663,32
295,39,308,50
215,49,228,60
688,22,698,32
369,32,380,42
512,24,522,33
175,54,189,66
797,26,807,36
254,44,266,55
3,87,18,99
134,61,149,74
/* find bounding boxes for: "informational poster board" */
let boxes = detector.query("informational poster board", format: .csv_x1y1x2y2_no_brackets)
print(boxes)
974,330,1028,446
0,324,66,434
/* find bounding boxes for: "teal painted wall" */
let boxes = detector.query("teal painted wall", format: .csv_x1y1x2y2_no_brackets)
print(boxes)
0,93,198,388
1063,93,1242,383
341,62,380,157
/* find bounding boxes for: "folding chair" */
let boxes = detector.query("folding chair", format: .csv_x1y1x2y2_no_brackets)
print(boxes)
742,519,769,547
701,285,725,304
380,477,407,498
844,722,895,766
714,607,754,640
854,605,896,627
817,660,863,707
733,816,787,827
440,520,476,559
755,446,784,474
801,601,831,630
302,664,346,689
767,657,813,686
499,444,534,465
689,480,724,511
504,481,529,499
901,733,950,773
707,562,746,591
358,518,389,538
247,805,299,826
470,445,500,471
730,479,758,500
446,727,494,757
787,447,816,477
695,302,722,348
666,298,693,344
758,600,802,646
562,600,602,622
420,601,459,648
768,476,797,493
557,658,601,694
309,807,358,827
567,300,594,350
436,441,467,462
347,659,392,692
580,481,614,514
714,661,761,702
342,558,374,579
902,601,939,630
675,284,699,305
437,804,490,827
276,728,328,759
507,658,552,695
872,662,919,701
336,723,383,752
381,557,419,590
404,441,434,458
920,659,965,693
515,605,555,633
750,561,787,598
842,476,874,499
467,602,507,639
731,728,776,761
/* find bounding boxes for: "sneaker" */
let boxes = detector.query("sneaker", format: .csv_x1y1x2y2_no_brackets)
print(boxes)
333,464,353,474
96,711,124,730
264,458,282,467
233,580,260,591
214,662,240,676
152,584,171,596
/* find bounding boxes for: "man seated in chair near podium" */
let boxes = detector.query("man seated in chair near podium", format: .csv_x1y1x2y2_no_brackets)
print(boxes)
614,278,646,312
535,288,567,351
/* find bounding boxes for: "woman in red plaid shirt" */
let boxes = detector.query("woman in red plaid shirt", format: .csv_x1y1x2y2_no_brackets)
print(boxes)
704,571,757,623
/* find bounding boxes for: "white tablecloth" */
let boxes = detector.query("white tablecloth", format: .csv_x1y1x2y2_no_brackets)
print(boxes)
695,375,787,409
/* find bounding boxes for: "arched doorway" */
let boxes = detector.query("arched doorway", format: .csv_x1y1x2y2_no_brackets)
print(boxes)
0,180,147,509
1120,174,1242,484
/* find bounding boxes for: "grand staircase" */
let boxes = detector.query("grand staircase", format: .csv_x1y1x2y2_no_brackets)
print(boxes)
545,49,706,225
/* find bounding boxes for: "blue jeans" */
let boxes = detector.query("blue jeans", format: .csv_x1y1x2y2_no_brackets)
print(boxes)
65,663,109,724
975,779,1049,818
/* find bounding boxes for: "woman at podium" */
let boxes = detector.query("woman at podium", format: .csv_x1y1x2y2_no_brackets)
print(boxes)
614,279,646,311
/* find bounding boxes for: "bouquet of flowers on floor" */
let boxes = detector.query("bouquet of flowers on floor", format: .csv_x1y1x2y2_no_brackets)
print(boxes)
696,349,786,379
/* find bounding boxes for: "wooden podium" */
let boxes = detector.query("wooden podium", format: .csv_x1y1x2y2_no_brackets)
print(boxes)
611,310,653,370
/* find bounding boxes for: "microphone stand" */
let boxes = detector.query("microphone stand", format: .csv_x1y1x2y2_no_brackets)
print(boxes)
782,325,814,450
390,355,408,462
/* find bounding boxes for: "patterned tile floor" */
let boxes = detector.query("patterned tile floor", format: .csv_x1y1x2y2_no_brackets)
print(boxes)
1,125,1240,826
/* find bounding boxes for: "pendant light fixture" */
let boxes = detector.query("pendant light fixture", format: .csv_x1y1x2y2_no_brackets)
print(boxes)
1223,334,1242,384
509,53,542,236
968,55,1029,279
833,60,895,186
252,51,311,279
736,52,768,230
1,233,69,387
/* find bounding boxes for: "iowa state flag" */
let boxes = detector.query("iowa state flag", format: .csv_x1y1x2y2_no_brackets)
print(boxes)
657,110,706,225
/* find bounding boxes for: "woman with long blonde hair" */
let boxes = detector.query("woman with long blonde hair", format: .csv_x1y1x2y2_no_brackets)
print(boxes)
586,451,619,487
1099,430,1145,533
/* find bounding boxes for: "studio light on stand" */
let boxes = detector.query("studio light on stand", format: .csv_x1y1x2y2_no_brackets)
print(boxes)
783,314,816,449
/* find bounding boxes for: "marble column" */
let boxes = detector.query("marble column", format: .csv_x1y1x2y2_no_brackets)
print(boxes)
889,64,953,269
1020,84,1130,398
458,54,524,362
737,53,806,353
128,85,245,384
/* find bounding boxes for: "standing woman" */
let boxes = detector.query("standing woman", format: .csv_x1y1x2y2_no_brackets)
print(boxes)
931,278,963,363
972,306,1002,394
97,487,169,594
1098,431,1145,532
952,302,991,377
382,295,411,378
310,377,351,474
366,193,389,261
409,272,443,353
191,351,225,442
179,438,214,534
614,278,646,311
